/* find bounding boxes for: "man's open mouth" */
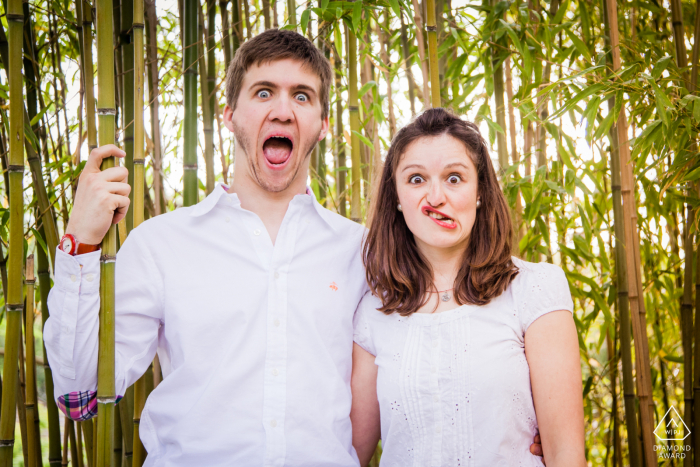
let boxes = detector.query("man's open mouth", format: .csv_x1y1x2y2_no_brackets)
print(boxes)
263,135,294,167
422,206,457,229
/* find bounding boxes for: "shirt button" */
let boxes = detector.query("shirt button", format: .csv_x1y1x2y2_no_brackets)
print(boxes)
435,426,442,434
272,368,279,376
253,229,261,236
274,271,279,279
85,273,94,282
225,216,231,223
273,318,280,327
63,326,70,334
270,419,277,428
70,274,77,282
433,395,439,402
431,366,437,374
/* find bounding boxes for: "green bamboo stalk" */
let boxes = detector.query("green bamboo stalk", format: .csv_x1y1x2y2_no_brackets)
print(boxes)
490,0,507,173
399,12,416,116
113,404,123,467
95,0,118,464
24,255,36,467
220,0,232,69
333,42,346,217
200,0,215,194
425,0,439,107
145,0,164,214
0,0,26,461
122,0,135,232
348,24,361,223
132,0,147,461
80,0,98,155
37,225,62,467
287,0,295,29
183,0,199,206
691,2,700,464
82,421,95,467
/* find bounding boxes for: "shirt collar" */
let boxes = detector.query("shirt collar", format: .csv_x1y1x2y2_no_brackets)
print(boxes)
189,184,342,232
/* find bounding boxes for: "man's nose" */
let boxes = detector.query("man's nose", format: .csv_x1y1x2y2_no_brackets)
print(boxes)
268,93,295,123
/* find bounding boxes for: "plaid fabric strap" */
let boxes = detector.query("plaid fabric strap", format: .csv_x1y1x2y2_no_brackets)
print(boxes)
58,391,123,421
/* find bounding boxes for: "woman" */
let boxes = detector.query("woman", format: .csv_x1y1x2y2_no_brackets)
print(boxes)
351,108,586,466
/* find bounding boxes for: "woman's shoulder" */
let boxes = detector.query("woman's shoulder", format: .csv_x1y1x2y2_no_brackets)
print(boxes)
510,256,569,290
509,257,574,331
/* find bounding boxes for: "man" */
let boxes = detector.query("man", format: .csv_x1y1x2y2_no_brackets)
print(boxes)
45,29,543,465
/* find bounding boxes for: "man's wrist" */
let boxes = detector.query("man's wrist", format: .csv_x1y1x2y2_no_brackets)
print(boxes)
60,233,101,256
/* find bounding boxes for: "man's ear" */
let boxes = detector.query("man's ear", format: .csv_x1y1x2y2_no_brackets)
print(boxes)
318,115,330,141
223,104,235,132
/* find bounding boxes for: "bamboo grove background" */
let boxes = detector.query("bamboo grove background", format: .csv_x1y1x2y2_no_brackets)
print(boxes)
0,0,700,464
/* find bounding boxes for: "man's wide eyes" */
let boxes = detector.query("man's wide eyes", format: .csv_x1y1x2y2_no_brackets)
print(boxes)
295,94,308,102
257,90,271,99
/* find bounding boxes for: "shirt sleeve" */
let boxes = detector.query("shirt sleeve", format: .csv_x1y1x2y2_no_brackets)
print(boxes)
517,261,574,334
353,292,378,356
44,227,164,420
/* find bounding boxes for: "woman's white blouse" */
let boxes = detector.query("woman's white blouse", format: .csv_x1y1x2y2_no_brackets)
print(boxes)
353,257,574,467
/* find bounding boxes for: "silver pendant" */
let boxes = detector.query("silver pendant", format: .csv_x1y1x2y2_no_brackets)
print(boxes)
441,292,451,302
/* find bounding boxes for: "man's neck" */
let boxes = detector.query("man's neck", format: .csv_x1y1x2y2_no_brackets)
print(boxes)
228,174,307,245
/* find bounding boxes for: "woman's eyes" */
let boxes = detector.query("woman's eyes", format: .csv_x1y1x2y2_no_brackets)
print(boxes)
257,90,271,99
408,174,462,184
447,174,462,184
408,175,425,184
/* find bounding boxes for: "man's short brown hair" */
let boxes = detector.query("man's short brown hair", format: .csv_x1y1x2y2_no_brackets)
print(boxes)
225,29,332,119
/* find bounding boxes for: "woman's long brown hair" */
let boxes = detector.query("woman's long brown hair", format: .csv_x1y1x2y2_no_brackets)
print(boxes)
364,108,519,316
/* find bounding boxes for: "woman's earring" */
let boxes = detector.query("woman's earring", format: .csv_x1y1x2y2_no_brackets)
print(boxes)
476,199,481,208
397,204,403,212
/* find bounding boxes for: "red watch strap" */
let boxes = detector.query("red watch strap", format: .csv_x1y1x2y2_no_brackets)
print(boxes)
76,243,100,255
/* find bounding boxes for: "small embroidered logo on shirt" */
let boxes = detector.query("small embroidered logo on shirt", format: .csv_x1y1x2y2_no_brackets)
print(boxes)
329,282,338,291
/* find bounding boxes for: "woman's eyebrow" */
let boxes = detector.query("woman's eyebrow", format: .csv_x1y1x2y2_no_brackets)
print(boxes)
401,163,426,172
444,162,469,170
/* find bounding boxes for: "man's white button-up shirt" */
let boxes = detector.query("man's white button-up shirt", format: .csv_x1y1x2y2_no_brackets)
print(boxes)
44,185,368,466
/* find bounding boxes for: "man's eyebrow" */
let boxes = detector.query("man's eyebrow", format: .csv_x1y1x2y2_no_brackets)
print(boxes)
249,80,278,89
294,84,317,95
401,163,426,172
249,81,317,95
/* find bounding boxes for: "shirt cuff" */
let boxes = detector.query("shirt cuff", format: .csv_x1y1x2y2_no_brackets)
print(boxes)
54,248,101,294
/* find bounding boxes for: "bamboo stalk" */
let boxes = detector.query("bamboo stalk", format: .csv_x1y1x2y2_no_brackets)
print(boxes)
220,0,233,69
83,0,98,155
379,11,396,138
81,420,95,467
145,0,164,215
287,0,295,29
132,0,148,461
24,255,36,467
0,0,26,461
333,42,347,217
95,0,118,464
691,2,700,464
183,0,199,206
605,0,657,463
348,24,362,222
199,3,215,195
425,0,439,107
409,0,430,109
262,0,271,29
37,225,63,466
490,0,507,172
122,0,136,232
399,12,417,115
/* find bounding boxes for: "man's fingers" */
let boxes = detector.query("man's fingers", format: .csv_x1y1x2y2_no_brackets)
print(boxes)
84,144,126,174
530,443,543,457
96,166,129,183
105,181,132,197
111,196,131,225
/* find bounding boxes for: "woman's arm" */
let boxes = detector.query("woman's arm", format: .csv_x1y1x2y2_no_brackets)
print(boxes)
350,343,381,467
525,310,586,467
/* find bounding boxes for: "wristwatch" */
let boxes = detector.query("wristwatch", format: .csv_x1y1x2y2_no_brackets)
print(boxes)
59,234,101,256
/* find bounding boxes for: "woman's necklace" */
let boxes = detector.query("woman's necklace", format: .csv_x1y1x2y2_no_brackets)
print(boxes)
430,287,454,302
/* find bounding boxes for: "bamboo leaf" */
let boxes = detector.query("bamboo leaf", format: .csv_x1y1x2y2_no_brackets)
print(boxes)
300,9,311,34
359,80,376,98
563,29,592,63
388,0,401,18
352,130,373,149
352,1,363,32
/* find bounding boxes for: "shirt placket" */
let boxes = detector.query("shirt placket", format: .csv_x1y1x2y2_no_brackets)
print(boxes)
429,316,443,467
259,201,303,467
